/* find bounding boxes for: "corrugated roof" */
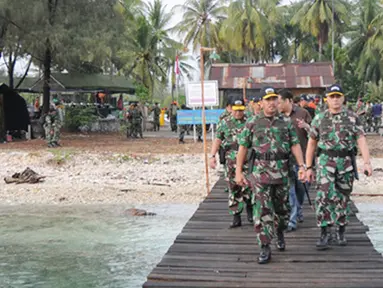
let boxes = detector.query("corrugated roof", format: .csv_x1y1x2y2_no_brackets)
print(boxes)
209,62,334,89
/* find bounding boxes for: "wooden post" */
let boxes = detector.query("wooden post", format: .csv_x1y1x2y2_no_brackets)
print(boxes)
200,48,210,195
0,93,4,142
243,79,247,102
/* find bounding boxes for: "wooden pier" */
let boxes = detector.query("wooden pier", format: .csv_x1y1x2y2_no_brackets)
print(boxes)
143,178,383,288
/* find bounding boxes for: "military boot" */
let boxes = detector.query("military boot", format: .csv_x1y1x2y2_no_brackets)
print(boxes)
179,139,185,144
336,226,347,246
246,204,253,224
258,244,271,264
276,229,286,251
316,226,329,250
198,136,203,142
229,214,241,228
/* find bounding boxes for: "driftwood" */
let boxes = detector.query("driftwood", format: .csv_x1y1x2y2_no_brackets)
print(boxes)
4,167,46,184
124,208,156,216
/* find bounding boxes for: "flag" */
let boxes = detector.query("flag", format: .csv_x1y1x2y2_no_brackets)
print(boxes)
175,55,180,75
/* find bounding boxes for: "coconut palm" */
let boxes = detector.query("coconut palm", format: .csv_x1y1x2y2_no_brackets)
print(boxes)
291,0,350,61
173,0,226,52
346,0,383,84
219,0,277,63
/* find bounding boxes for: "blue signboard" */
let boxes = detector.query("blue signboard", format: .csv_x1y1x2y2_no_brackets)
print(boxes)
177,109,225,125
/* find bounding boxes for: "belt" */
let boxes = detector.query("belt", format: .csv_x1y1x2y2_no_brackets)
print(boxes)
254,152,289,161
320,150,351,158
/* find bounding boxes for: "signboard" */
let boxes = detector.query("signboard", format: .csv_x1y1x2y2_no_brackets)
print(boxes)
177,109,225,125
185,81,219,107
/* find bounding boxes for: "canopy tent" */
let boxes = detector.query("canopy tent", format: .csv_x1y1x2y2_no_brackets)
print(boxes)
0,84,30,139
0,73,136,94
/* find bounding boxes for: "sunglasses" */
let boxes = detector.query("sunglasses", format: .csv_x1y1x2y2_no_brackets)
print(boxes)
328,94,343,99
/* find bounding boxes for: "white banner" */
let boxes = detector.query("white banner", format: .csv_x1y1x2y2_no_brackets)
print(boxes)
185,81,219,107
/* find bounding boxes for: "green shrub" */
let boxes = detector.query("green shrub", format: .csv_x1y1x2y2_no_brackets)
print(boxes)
64,107,98,132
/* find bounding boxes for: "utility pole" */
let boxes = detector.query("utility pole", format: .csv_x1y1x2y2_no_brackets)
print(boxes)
331,0,335,74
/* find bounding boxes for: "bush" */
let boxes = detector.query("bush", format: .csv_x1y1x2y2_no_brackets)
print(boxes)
64,106,98,132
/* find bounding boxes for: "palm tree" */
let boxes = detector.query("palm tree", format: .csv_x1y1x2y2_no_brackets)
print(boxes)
173,0,226,52
291,0,349,61
120,16,169,98
219,0,277,63
346,0,383,85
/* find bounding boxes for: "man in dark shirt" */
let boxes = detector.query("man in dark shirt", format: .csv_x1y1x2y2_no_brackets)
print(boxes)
278,89,312,231
300,94,316,118
372,103,382,133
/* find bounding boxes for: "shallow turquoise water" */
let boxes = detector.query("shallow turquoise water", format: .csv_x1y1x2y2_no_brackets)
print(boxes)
355,203,383,254
0,204,197,288
0,202,381,288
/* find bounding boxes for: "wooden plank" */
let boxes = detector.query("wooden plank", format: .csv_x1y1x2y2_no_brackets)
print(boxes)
142,177,382,288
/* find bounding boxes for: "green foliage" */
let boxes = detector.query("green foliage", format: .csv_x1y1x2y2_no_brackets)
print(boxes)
64,107,97,132
366,80,383,102
134,82,150,102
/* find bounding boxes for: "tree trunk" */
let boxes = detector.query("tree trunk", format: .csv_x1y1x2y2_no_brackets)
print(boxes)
43,39,52,114
171,62,175,101
8,52,14,89
318,40,323,62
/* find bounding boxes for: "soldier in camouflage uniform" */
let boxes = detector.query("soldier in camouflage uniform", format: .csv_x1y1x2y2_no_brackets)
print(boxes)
152,102,161,131
356,99,366,129
219,100,233,192
236,87,305,264
44,105,62,147
306,84,372,250
131,104,143,138
248,96,262,117
315,95,327,115
210,98,253,228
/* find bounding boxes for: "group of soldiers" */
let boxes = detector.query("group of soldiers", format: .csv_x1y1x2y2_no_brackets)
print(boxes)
210,84,372,264
355,100,383,133
124,103,144,139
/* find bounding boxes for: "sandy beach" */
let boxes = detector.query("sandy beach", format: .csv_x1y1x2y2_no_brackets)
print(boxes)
0,133,383,205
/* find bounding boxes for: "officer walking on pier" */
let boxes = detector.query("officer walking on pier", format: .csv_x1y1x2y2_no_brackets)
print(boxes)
210,98,253,228
235,87,306,264
305,84,372,250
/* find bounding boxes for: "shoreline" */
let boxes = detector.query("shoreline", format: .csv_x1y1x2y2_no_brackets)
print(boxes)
0,147,383,206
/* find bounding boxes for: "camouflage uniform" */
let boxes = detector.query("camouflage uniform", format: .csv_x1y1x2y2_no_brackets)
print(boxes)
218,109,232,192
238,112,299,246
196,124,203,141
216,115,252,215
315,102,327,115
309,107,364,228
356,104,366,129
170,104,178,132
219,109,231,122
131,107,143,138
152,105,161,131
44,111,62,146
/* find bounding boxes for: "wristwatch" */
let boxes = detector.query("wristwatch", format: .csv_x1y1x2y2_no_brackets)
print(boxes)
298,164,306,170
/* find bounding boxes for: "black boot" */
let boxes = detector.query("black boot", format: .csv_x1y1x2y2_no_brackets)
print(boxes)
316,226,329,250
246,204,253,224
258,244,271,264
229,214,241,228
179,139,185,144
337,226,347,246
198,136,203,142
276,229,286,251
